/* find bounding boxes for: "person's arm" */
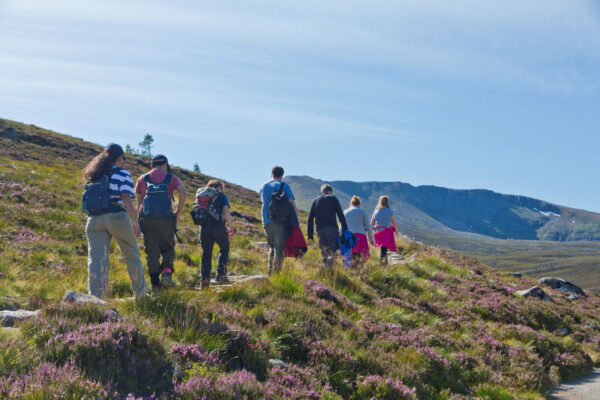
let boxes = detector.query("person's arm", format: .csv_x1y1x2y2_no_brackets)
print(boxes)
307,201,316,241
289,198,299,217
135,192,144,214
285,185,299,216
223,205,234,237
174,183,187,221
391,215,399,237
121,193,141,237
335,198,348,231
365,211,375,244
370,213,376,228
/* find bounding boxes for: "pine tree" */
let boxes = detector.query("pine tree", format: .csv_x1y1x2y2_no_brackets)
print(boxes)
193,163,200,173
139,133,154,157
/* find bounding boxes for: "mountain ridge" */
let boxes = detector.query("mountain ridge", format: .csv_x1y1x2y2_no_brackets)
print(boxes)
284,175,600,242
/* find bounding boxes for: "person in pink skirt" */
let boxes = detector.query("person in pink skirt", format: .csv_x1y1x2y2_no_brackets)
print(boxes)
371,196,399,265
342,196,374,267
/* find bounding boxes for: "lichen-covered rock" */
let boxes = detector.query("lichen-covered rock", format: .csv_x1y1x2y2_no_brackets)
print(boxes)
0,309,40,327
62,290,107,305
517,286,553,302
539,277,586,297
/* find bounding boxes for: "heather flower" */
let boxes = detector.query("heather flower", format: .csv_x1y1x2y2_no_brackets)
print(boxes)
355,375,417,400
0,361,118,399
174,369,263,399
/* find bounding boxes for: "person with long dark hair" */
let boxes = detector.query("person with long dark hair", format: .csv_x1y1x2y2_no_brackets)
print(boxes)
83,144,147,299
371,195,399,265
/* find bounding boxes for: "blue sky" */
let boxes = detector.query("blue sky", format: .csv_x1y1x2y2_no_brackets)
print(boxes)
1,0,600,211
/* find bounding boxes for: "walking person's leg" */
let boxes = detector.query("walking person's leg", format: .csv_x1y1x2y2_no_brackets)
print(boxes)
109,212,147,299
272,222,286,273
200,225,215,288
213,223,230,282
264,223,278,275
158,218,176,288
380,246,388,265
140,218,161,289
86,216,111,299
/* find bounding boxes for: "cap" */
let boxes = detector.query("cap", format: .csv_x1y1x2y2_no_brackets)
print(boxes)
151,154,168,167
104,143,124,157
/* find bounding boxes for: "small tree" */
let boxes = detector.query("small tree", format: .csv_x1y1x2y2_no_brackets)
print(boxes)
139,133,154,157
125,144,136,155
193,163,200,173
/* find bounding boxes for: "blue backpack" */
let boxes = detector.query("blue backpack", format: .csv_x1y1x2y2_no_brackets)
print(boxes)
81,171,122,216
140,173,174,219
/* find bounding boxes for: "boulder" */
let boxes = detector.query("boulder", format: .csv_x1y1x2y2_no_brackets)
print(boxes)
0,309,40,327
268,359,289,369
569,295,580,301
517,286,553,302
539,277,586,297
510,272,522,278
63,290,107,305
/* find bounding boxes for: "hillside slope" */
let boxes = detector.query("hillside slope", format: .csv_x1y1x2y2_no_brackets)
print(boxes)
1,118,600,399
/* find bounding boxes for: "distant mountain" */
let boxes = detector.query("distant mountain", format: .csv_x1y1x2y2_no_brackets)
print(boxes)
284,175,600,242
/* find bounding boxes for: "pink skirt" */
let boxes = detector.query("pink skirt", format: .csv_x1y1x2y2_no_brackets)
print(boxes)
374,226,397,252
351,233,370,258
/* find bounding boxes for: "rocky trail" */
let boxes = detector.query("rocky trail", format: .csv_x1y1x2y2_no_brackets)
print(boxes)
548,369,600,400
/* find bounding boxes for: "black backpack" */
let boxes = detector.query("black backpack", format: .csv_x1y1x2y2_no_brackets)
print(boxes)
81,170,122,216
269,182,292,221
139,173,174,220
190,187,221,226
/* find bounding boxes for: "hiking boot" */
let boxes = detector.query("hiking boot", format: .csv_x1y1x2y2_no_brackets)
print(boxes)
201,277,210,290
151,285,162,295
160,272,177,289
215,274,230,284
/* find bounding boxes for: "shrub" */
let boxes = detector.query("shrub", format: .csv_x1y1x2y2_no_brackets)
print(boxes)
265,364,340,400
44,321,171,396
174,369,263,400
355,375,417,400
0,361,117,399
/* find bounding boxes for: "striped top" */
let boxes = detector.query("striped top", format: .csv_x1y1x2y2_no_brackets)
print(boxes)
109,166,134,208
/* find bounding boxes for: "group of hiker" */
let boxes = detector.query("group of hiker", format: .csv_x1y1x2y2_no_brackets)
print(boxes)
82,144,399,299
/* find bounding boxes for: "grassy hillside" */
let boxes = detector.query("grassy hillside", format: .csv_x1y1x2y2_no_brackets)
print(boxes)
1,118,600,399
285,176,600,294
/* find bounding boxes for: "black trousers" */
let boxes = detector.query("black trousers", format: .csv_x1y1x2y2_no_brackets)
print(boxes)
200,222,230,279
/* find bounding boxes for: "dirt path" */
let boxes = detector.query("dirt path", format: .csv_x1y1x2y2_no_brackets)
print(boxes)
548,369,600,400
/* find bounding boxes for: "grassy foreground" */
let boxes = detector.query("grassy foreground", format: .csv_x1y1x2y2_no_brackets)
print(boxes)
1,119,600,399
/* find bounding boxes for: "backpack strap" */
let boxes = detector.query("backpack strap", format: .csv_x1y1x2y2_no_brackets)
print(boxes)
278,182,286,194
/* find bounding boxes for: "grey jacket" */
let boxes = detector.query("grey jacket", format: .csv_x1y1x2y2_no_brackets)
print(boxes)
343,207,375,243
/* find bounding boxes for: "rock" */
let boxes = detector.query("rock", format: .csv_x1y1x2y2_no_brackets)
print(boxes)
0,309,40,327
570,295,580,301
268,359,289,369
510,272,522,278
104,309,120,321
517,286,553,302
559,327,570,335
63,290,107,305
235,275,268,284
255,241,270,250
539,277,586,297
